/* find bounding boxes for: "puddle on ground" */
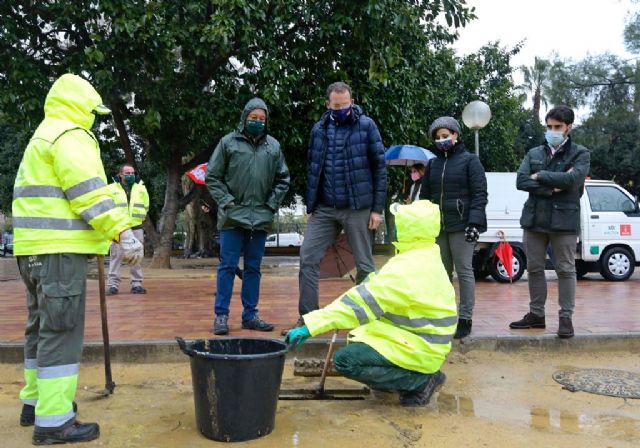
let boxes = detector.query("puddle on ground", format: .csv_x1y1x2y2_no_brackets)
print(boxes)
435,392,640,442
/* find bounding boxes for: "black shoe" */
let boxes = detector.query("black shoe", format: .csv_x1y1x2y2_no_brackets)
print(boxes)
106,286,118,296
400,371,447,407
130,286,147,294
281,317,304,336
557,317,574,338
21,402,78,427
33,419,99,445
242,314,274,332
454,319,472,339
213,315,229,335
509,312,546,329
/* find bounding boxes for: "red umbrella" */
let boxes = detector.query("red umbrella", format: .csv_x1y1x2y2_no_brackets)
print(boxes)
319,233,356,282
494,232,513,282
186,163,207,185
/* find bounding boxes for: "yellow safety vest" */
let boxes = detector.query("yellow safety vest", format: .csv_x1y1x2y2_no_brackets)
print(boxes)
304,200,458,374
108,181,149,227
12,74,131,256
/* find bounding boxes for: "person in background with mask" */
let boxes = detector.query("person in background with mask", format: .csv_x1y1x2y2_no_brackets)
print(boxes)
106,163,149,295
206,97,290,335
283,81,387,335
419,116,487,339
408,163,425,203
509,106,590,338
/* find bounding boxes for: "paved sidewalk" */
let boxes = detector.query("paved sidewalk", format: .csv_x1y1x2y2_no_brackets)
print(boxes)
1,256,639,344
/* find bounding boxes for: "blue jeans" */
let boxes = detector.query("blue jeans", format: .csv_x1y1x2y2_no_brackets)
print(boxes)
215,228,267,321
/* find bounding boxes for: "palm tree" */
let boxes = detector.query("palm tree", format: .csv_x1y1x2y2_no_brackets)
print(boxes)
520,57,551,121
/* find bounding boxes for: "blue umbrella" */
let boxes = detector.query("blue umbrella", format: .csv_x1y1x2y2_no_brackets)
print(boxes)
385,145,436,166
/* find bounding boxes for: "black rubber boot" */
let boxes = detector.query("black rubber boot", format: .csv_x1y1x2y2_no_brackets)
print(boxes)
399,371,447,407
32,419,99,445
21,402,78,427
509,312,546,329
454,319,472,339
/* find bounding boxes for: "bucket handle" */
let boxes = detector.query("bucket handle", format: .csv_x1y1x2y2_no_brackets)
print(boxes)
176,336,202,357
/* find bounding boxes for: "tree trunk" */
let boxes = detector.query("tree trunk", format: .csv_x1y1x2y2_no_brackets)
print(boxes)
533,88,541,122
149,156,181,268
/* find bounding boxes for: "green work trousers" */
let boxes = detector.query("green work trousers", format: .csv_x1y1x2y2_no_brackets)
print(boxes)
18,253,88,428
332,342,431,393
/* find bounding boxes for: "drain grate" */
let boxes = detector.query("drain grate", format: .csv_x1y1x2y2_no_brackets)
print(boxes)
552,368,640,399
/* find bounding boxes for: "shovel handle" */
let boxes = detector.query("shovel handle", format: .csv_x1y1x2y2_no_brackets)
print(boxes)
318,330,338,393
97,256,115,394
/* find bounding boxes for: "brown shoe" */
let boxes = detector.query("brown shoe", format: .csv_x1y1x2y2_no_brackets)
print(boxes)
557,317,574,338
281,317,304,336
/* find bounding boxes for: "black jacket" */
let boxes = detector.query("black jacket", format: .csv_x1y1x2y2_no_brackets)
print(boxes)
517,137,590,233
419,142,488,233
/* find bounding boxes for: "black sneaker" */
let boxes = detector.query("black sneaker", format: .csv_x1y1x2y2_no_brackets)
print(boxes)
509,312,546,329
454,319,472,339
242,314,274,332
213,315,229,335
21,402,78,427
106,286,118,296
557,317,574,338
33,419,99,445
281,317,304,336
130,286,147,294
400,371,446,407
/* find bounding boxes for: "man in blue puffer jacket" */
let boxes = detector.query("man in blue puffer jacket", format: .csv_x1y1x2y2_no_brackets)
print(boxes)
284,82,387,334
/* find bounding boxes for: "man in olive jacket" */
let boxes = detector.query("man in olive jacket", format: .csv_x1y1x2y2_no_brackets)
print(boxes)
509,106,590,338
206,98,290,335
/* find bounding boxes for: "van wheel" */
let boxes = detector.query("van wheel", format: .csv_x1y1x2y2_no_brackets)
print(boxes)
489,249,525,283
599,247,635,281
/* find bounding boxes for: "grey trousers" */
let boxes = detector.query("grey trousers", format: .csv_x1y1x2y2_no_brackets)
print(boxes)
436,231,476,320
107,228,144,289
524,230,577,318
18,254,87,425
299,205,375,315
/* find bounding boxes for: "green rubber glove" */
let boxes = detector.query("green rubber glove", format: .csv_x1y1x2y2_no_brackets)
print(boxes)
285,325,311,348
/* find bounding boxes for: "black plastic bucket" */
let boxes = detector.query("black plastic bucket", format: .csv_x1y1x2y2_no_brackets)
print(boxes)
176,337,287,442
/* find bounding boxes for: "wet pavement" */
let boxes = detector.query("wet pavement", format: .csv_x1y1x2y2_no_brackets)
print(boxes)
1,351,638,447
1,255,640,344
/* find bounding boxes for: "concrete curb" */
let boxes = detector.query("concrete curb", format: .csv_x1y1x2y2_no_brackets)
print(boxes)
2,332,639,364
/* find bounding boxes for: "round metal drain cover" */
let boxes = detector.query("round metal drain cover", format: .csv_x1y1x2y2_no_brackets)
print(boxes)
553,368,640,399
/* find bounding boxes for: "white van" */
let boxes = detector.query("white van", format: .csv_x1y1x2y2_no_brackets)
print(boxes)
474,172,640,282
265,232,304,247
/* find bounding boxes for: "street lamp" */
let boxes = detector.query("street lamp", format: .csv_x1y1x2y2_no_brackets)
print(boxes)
462,100,491,158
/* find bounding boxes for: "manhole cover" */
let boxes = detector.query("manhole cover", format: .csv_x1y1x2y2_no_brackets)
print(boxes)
552,368,640,398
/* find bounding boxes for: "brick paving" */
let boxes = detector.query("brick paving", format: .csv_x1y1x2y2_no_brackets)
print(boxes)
1,256,639,343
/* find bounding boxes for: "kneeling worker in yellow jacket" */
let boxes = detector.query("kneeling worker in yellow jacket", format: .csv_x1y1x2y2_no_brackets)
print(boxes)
286,200,457,406
12,74,143,444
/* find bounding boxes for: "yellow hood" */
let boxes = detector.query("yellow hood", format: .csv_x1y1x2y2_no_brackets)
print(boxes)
391,200,440,252
43,74,110,129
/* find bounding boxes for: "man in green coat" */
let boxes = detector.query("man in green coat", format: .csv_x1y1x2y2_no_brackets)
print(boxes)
206,98,290,335
509,105,590,338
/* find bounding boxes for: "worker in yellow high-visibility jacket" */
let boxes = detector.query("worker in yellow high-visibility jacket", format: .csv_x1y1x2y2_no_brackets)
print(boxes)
106,163,149,295
286,200,457,406
12,73,143,445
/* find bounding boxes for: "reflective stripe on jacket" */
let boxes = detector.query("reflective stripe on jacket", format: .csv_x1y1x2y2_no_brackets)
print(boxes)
12,74,131,256
108,181,149,227
304,200,457,374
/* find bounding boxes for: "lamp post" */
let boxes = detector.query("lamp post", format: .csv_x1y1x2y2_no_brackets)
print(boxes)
462,100,491,158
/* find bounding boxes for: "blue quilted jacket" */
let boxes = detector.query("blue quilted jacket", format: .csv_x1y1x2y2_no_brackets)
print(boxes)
305,106,387,213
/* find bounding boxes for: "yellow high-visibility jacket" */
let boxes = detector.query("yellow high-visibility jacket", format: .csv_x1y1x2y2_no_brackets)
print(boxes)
12,74,131,256
304,200,458,374
108,181,149,227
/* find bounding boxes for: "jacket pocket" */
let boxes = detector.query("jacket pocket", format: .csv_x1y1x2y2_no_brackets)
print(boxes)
41,280,85,332
520,199,535,228
550,202,580,231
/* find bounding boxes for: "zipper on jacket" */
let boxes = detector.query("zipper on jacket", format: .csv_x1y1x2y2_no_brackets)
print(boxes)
440,152,448,230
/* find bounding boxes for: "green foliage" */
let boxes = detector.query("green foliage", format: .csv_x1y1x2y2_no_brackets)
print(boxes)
0,124,27,213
